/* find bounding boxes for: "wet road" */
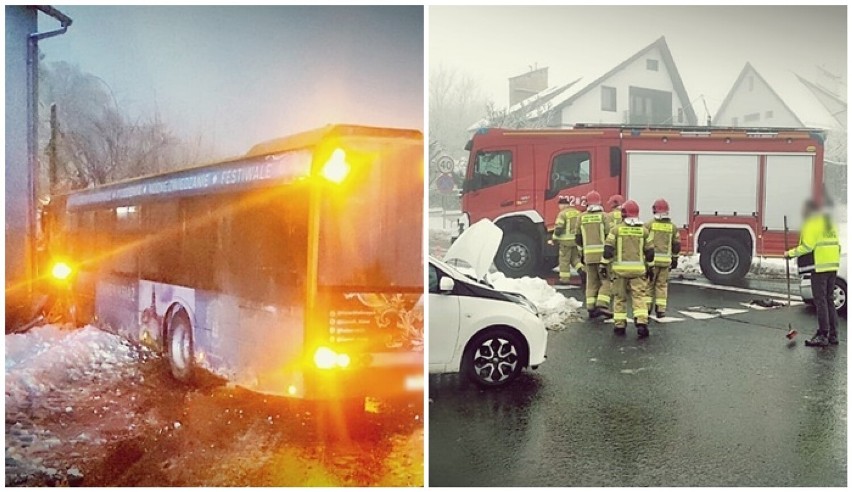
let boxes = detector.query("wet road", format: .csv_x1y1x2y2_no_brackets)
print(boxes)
429,280,847,487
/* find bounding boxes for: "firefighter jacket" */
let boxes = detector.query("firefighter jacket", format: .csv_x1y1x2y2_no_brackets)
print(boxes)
645,218,681,267
787,213,841,274
552,206,581,242
604,219,651,278
608,209,622,227
577,210,612,264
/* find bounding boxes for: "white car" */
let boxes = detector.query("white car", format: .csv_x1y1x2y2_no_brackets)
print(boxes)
429,220,548,387
800,254,847,316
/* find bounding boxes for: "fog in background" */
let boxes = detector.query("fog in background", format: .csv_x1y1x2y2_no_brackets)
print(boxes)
431,5,845,114
40,6,424,162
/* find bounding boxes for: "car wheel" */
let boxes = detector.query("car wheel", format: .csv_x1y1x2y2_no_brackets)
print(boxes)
463,328,527,387
699,237,751,285
495,232,539,278
835,278,847,317
166,309,195,382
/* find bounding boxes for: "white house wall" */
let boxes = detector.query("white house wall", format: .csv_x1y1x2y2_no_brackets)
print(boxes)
557,46,689,126
715,68,802,127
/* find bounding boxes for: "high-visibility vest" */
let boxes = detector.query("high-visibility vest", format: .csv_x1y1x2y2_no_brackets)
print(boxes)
609,209,622,227
606,222,648,278
646,219,679,267
578,211,611,264
553,207,581,242
788,213,841,273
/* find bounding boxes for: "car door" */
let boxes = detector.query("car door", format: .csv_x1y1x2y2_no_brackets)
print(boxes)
428,263,461,367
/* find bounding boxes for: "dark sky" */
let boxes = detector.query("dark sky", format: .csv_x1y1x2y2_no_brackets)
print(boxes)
431,5,846,116
40,6,424,159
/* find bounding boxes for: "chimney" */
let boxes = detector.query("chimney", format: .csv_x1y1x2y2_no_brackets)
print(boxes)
509,66,548,107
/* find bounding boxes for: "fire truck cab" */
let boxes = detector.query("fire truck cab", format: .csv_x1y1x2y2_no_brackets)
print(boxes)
459,125,825,284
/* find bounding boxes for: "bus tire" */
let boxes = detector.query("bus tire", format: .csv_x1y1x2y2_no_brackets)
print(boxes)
495,232,540,278
166,309,195,383
700,236,751,285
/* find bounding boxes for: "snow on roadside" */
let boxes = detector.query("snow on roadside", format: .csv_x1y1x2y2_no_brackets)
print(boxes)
486,272,582,330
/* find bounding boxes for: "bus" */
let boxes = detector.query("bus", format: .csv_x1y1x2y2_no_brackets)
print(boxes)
45,124,424,405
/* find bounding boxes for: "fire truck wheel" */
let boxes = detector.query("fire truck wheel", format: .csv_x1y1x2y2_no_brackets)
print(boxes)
166,309,195,383
700,237,751,285
495,232,540,278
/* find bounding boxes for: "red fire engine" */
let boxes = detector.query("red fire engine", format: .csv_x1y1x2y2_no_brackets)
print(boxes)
458,125,826,284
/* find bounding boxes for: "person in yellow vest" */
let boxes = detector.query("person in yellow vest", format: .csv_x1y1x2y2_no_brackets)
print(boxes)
576,190,613,319
785,199,842,347
603,200,653,338
644,198,681,318
549,197,583,285
607,194,625,225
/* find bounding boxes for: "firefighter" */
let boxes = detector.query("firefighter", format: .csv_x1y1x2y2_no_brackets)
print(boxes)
549,197,583,285
576,191,613,319
785,199,841,347
607,194,625,225
644,198,681,318
604,199,653,338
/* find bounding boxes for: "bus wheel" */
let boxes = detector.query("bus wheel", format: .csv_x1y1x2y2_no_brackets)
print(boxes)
700,237,751,285
495,232,539,278
166,309,195,382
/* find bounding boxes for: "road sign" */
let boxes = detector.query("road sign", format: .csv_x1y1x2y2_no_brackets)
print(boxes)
436,155,454,174
436,173,455,195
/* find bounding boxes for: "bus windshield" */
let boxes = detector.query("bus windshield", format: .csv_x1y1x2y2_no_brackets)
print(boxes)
317,139,422,290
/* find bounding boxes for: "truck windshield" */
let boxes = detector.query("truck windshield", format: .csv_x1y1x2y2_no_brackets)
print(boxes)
317,140,422,290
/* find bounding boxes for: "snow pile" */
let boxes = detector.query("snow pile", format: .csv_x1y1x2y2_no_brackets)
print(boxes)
486,272,582,330
6,325,146,404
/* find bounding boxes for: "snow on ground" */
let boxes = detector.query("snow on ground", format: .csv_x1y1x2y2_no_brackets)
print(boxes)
487,272,583,330
6,324,155,486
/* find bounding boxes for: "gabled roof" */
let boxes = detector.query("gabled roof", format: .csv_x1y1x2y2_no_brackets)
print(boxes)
796,74,847,126
715,63,839,129
545,36,698,125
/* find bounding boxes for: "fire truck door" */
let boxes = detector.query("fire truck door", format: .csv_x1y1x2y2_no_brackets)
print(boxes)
543,148,596,228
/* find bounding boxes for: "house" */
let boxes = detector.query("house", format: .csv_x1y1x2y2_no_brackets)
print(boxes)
471,36,698,130
713,62,839,130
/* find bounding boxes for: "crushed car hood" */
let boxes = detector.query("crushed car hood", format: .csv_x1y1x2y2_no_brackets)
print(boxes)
443,219,502,281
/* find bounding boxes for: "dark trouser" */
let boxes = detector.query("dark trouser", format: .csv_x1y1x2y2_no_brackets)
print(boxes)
811,271,838,338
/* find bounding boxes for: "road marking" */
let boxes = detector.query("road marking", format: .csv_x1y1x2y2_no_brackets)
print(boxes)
554,284,580,290
679,311,718,320
740,301,804,310
650,315,685,323
716,307,749,316
670,280,803,301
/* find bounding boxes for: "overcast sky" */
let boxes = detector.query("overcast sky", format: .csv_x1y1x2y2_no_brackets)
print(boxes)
40,6,423,160
431,6,846,118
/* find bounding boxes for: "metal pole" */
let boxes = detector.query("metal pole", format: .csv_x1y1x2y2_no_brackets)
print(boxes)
48,103,58,193
783,215,791,308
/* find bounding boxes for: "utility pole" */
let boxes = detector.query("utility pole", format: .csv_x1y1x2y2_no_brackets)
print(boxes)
48,103,59,193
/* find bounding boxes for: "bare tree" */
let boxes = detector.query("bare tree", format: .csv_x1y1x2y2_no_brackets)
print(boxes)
37,61,206,193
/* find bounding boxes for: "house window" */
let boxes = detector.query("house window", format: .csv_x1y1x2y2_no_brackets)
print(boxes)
601,86,617,112
744,112,760,123
646,59,659,71
765,110,774,119
677,108,684,123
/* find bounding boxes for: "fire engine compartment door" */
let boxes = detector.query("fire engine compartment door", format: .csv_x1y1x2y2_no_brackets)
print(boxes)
543,147,596,228
695,154,759,216
763,154,814,231
626,152,690,228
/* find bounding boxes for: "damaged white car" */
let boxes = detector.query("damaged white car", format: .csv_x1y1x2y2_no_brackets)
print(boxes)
429,219,548,387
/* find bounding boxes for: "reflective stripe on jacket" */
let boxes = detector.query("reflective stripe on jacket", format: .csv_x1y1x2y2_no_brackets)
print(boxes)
605,222,649,278
645,219,679,267
578,211,612,264
788,213,841,273
553,207,581,242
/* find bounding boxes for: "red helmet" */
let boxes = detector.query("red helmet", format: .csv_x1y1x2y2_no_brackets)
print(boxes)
652,198,670,215
622,200,640,219
607,194,625,210
585,190,602,206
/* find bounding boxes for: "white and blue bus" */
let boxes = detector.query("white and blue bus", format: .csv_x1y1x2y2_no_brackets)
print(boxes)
46,125,424,403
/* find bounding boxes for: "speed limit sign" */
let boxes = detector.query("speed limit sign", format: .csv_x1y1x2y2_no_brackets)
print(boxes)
436,155,454,174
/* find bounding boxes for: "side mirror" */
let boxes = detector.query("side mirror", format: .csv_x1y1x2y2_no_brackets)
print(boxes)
439,276,455,293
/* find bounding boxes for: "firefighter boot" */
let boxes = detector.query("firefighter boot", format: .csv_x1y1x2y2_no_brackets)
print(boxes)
805,334,829,347
637,323,650,339
829,334,839,345
613,324,626,335
655,307,666,318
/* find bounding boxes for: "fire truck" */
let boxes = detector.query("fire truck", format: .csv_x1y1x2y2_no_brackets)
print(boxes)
457,125,826,284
